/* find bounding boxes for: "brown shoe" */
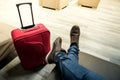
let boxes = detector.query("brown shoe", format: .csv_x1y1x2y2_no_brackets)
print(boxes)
45,37,62,64
70,25,80,47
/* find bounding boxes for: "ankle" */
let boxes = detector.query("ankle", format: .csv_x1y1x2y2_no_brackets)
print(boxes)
70,42,78,47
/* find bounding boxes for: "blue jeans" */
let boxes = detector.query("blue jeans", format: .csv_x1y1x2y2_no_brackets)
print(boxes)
54,45,107,80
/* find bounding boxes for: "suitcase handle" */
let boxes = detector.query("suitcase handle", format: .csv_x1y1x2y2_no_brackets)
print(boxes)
16,3,35,29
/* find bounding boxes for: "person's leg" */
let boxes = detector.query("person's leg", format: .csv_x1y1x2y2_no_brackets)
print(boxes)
67,43,79,64
46,26,107,80
54,25,84,80
66,25,80,64
54,25,107,80
54,45,89,80
54,45,107,80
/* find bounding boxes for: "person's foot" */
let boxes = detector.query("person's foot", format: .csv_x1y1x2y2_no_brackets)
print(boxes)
45,37,62,64
70,25,80,47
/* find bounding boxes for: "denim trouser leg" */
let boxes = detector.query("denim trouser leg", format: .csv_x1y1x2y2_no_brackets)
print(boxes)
54,45,107,80
67,45,79,64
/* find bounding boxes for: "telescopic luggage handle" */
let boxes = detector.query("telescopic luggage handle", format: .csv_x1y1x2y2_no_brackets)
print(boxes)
16,3,35,29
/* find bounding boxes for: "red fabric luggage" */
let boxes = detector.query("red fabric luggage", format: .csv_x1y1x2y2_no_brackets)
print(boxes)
11,3,50,70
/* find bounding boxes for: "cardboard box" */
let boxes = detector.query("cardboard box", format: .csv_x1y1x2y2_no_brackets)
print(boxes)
39,0,70,10
78,0,100,8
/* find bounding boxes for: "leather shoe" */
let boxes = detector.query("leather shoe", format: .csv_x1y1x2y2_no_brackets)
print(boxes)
45,37,62,64
70,25,80,47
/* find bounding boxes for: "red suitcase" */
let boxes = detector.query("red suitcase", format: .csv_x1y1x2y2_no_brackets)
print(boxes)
11,3,50,70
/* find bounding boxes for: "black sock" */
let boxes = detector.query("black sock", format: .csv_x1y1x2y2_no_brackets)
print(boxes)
70,42,78,47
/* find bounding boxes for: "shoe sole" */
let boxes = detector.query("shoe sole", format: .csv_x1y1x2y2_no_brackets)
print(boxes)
45,50,51,64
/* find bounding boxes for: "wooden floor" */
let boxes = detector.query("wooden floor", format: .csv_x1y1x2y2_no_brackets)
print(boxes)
38,0,120,65
0,0,120,79
37,0,120,65
0,0,120,65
